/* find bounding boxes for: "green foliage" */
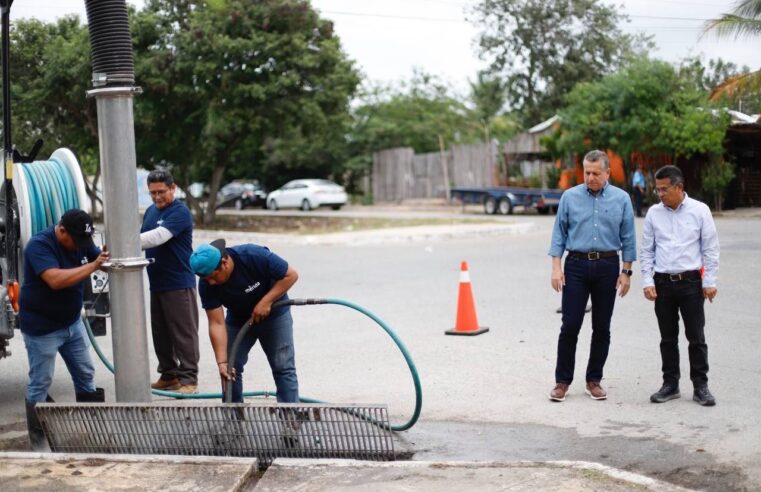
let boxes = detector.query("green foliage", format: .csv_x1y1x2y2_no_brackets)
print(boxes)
548,58,730,167
470,0,648,127
545,165,561,189
679,57,761,114
5,17,98,172
701,159,736,211
133,0,360,222
527,174,542,188
348,72,485,167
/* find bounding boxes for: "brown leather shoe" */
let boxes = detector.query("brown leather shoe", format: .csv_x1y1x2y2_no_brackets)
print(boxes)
549,383,569,402
151,377,180,390
585,381,607,400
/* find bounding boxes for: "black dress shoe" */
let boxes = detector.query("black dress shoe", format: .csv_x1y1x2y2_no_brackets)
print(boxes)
693,386,716,406
650,384,680,403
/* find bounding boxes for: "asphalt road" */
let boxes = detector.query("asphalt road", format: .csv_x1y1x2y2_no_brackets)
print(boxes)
1,208,759,491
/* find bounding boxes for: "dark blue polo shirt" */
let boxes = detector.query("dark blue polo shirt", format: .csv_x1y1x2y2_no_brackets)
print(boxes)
19,227,100,335
198,244,290,327
141,200,195,292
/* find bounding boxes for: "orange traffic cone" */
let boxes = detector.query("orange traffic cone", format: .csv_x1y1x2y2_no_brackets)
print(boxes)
445,261,489,336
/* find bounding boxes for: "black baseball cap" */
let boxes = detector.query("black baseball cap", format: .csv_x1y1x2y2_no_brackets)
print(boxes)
60,209,95,249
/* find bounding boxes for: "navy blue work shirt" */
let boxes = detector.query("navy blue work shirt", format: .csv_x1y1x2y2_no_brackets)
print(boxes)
19,226,100,336
548,182,637,262
141,200,195,292
198,244,290,328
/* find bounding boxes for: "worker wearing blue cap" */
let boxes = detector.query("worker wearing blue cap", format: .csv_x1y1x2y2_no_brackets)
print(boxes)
190,239,299,403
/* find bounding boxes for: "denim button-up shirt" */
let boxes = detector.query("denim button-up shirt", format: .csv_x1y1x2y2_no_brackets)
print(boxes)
548,182,637,262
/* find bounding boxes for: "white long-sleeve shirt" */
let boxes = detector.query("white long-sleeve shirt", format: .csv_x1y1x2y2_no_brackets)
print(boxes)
140,226,173,250
640,193,719,288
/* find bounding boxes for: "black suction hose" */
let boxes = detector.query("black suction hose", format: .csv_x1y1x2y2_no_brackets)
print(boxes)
84,0,135,87
225,299,326,403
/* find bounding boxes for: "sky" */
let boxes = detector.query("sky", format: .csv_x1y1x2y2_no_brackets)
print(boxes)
9,0,761,94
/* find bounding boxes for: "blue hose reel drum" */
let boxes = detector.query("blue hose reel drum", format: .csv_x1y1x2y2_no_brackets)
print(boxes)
13,148,91,248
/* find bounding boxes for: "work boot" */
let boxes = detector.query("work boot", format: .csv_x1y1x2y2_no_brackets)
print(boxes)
151,377,181,390
693,386,716,407
585,381,607,400
75,387,106,403
25,400,50,452
549,383,569,402
650,384,680,403
45,394,55,403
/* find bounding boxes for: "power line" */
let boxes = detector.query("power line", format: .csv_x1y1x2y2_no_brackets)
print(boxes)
320,9,715,24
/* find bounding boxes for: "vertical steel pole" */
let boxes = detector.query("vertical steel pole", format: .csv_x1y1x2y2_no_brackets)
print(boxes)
1,1,17,281
88,87,150,402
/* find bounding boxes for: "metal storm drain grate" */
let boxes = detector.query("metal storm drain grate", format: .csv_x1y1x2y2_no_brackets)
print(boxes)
36,402,395,463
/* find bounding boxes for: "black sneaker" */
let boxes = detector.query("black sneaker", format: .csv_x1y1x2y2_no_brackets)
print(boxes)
693,386,716,406
650,384,680,403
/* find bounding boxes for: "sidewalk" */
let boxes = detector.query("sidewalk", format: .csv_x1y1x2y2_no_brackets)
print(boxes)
0,453,692,491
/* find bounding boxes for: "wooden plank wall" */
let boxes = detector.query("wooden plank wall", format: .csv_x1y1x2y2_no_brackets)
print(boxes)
372,143,496,202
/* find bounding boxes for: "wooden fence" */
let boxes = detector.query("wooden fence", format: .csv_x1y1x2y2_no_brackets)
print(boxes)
372,143,497,202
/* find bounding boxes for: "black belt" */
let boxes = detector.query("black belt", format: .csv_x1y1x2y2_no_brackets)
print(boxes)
567,251,618,260
654,270,701,282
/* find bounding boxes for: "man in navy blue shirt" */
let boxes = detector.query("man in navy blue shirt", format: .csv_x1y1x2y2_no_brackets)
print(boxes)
20,209,110,450
140,170,199,393
189,239,299,403
548,150,637,402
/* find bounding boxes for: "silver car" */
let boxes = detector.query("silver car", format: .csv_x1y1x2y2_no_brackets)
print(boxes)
266,179,348,211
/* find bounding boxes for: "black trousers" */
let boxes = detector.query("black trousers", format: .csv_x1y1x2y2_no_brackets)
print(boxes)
150,288,200,385
654,276,709,387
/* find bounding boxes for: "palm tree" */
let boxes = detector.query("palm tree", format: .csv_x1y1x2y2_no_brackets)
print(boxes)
703,0,761,102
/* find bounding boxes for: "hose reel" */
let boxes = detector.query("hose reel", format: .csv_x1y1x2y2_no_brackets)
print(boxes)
13,148,91,249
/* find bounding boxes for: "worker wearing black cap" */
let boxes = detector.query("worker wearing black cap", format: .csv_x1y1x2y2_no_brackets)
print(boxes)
19,209,110,450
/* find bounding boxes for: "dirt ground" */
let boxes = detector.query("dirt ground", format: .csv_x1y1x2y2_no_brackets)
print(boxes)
206,214,493,235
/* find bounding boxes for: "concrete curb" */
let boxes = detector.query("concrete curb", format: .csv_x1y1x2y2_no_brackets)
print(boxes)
0,452,257,491
257,459,693,491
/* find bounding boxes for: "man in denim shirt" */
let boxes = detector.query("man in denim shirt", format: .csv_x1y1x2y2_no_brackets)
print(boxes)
548,150,636,402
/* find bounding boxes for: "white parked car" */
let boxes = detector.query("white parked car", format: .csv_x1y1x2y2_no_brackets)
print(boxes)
266,179,348,211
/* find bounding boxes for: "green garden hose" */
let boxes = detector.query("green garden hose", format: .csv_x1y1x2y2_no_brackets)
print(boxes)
84,297,422,431
20,156,422,431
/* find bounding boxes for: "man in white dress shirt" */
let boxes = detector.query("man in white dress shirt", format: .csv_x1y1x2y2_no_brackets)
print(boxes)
640,165,719,406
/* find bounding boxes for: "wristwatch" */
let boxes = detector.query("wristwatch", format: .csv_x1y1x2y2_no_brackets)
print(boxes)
621,269,633,276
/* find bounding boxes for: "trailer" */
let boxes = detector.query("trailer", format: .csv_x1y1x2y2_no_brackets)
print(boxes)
450,186,564,215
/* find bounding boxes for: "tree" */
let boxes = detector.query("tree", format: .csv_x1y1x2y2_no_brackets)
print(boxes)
133,0,360,223
701,158,736,212
5,17,103,210
703,0,761,102
470,0,647,127
347,72,485,175
680,57,761,114
547,58,730,190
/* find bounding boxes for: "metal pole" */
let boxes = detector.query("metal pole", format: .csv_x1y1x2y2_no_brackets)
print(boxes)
1,1,17,280
88,86,150,402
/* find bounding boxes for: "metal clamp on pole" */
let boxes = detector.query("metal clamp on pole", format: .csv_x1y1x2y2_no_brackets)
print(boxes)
101,257,153,272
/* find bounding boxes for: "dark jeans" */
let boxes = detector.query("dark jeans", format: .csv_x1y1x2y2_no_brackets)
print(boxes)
555,255,619,384
654,276,708,387
151,288,200,385
226,310,299,404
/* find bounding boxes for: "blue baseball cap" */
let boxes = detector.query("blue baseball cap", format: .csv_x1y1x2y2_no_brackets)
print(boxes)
189,239,225,276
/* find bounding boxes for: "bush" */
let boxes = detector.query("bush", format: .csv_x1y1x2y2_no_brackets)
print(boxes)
546,165,561,189
701,159,735,211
